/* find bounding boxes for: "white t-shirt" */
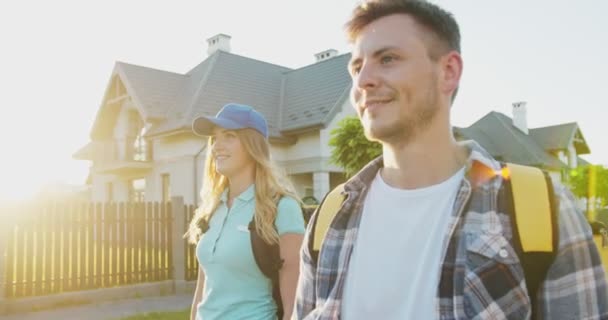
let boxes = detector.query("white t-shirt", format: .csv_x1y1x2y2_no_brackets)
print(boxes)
342,167,465,320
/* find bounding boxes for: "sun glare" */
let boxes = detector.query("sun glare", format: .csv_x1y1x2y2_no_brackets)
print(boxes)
0,177,41,203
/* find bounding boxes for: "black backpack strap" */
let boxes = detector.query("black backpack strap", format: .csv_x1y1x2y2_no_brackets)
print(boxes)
249,219,284,319
498,162,559,319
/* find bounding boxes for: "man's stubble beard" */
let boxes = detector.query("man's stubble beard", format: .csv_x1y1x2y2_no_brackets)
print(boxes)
363,82,440,146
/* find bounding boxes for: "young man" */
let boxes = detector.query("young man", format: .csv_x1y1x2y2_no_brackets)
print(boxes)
294,1,608,319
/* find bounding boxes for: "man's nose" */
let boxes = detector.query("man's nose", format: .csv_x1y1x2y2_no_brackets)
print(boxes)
354,63,379,90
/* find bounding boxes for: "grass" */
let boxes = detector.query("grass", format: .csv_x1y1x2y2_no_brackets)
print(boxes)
119,309,189,320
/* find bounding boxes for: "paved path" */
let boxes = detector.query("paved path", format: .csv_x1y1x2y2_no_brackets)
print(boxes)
0,294,192,320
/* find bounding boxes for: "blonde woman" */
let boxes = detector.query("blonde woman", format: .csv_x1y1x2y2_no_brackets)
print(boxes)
186,103,305,320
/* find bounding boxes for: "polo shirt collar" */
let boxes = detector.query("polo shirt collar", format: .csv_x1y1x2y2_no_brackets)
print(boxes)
220,184,255,203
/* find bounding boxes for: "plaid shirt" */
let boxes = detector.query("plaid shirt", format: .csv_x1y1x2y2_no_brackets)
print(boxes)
294,141,608,320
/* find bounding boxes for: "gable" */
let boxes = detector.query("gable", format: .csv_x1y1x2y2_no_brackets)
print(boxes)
90,74,131,140
529,122,590,155
463,112,565,169
116,62,186,119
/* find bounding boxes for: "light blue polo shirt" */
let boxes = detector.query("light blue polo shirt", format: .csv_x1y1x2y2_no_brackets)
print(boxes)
195,184,305,320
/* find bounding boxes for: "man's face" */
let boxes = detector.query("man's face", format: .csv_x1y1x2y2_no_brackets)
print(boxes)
349,14,444,144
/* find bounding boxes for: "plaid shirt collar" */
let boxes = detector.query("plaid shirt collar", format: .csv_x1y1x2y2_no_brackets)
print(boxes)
343,140,501,195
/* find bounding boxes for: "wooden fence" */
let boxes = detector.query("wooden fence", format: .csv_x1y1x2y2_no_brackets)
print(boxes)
185,205,198,281
2,201,182,298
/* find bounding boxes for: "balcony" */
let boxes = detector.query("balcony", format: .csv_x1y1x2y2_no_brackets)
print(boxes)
94,138,153,176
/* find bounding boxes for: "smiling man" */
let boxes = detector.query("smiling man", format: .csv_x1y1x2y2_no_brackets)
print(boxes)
293,1,608,319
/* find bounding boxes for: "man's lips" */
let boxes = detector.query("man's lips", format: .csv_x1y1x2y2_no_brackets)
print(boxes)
360,99,392,113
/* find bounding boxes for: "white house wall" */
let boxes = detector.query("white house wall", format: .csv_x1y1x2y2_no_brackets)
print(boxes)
269,144,287,162
90,174,130,202
567,144,577,168
320,99,357,158
149,135,207,205
274,100,355,175
286,131,321,160
557,151,567,164
91,174,112,202
112,100,139,160
154,134,207,161
148,156,198,204
290,174,314,198
549,171,562,184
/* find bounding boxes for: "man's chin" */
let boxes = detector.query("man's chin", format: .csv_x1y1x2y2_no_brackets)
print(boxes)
363,126,388,143
365,125,412,145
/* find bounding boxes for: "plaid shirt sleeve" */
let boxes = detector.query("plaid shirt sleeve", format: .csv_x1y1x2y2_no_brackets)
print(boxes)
293,213,318,319
539,183,608,319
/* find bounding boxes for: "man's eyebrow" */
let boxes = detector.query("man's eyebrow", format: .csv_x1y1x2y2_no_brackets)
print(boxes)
372,46,399,58
349,46,400,69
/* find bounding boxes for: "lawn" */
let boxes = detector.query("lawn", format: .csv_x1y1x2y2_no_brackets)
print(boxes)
119,309,189,320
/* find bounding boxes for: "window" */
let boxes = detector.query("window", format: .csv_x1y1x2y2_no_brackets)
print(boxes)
161,174,171,203
133,126,149,161
129,178,145,202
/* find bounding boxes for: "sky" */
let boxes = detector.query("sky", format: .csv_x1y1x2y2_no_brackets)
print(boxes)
0,0,606,201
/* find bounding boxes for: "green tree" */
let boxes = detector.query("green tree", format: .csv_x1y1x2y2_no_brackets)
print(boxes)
567,164,608,211
329,116,382,177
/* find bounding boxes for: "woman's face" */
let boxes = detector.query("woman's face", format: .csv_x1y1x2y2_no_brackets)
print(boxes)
210,127,255,178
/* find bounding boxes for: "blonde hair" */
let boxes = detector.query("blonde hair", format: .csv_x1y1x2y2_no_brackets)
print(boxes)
186,128,299,245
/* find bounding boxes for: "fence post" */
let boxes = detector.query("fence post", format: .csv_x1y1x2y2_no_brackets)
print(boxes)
170,196,188,293
0,204,10,313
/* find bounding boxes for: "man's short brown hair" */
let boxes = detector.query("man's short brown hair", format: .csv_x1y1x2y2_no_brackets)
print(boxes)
345,0,461,60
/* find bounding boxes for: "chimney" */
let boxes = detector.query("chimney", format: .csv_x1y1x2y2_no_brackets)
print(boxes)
314,49,338,62
512,101,528,134
207,34,231,56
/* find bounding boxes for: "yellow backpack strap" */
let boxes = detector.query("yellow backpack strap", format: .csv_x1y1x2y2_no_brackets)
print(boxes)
503,162,559,319
505,163,555,253
312,184,346,253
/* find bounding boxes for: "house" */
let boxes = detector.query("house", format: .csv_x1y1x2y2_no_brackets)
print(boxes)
74,34,592,205
74,34,355,205
455,101,591,182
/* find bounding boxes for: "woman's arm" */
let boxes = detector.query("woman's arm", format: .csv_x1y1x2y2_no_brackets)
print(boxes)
279,233,304,320
190,266,206,320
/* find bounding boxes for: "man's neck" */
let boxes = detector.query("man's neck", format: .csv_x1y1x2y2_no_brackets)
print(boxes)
380,126,468,190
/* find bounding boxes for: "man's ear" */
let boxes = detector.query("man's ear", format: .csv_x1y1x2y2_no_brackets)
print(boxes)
440,51,463,99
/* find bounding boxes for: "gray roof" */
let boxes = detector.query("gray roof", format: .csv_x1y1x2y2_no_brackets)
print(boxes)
530,122,590,154
182,52,291,138
456,111,566,170
90,62,188,139
117,62,186,118
281,53,352,132
90,50,354,140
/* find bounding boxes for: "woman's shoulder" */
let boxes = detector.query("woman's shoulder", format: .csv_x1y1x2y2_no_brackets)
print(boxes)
275,195,305,234
277,195,300,208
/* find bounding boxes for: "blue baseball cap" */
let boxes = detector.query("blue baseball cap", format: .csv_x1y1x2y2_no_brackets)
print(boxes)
192,103,269,138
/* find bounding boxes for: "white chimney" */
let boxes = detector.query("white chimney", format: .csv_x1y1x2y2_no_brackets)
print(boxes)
512,101,528,134
207,34,231,56
314,49,338,62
